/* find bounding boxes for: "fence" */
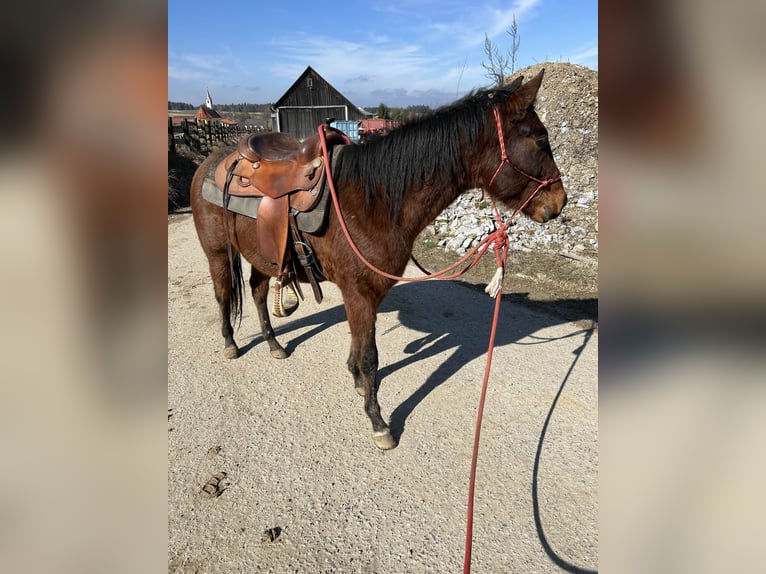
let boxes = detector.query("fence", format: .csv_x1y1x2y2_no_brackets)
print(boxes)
168,118,243,154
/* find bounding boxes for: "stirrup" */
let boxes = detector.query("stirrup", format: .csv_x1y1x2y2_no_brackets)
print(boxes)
272,278,299,318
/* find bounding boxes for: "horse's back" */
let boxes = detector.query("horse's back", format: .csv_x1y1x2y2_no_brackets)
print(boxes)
190,147,232,215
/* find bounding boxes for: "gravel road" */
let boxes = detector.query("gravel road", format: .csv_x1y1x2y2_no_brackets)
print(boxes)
168,212,598,573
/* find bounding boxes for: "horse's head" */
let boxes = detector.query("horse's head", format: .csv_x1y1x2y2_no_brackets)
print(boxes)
486,70,567,223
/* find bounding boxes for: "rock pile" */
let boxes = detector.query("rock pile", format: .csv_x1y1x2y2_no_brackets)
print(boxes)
421,63,598,260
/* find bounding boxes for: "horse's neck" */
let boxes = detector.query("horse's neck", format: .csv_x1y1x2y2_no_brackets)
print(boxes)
393,123,497,239
398,161,480,240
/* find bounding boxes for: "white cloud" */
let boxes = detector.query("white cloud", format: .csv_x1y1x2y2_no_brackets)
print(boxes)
367,32,392,44
264,24,504,106
563,44,598,69
408,0,542,52
180,53,227,71
167,66,210,82
485,0,543,37
270,33,438,84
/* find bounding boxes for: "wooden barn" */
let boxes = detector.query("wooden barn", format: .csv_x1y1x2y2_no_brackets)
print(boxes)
272,66,371,140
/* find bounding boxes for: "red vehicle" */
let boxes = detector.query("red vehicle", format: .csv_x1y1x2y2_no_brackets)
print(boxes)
359,118,401,141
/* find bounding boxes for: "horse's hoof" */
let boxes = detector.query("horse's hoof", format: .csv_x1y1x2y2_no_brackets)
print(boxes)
355,384,365,397
223,345,239,359
269,347,289,359
372,430,397,450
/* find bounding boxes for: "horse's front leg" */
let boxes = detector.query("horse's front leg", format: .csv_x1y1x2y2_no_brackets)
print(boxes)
344,295,397,450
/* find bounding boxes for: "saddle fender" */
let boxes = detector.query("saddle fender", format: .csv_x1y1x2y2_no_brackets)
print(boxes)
256,195,290,267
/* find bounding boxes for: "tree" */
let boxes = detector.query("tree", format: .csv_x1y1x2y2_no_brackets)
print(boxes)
482,33,509,86
482,15,521,86
168,101,195,111
376,103,391,119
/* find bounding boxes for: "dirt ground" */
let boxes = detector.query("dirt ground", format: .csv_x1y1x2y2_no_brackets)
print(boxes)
168,210,598,573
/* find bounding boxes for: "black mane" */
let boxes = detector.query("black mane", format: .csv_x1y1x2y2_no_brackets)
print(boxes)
333,83,523,223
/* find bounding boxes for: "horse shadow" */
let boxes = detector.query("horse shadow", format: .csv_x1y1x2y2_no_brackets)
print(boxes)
240,279,596,443
237,301,349,357
376,281,596,440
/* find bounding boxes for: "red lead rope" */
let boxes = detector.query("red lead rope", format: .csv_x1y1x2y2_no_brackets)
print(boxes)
317,113,560,573
463,259,505,574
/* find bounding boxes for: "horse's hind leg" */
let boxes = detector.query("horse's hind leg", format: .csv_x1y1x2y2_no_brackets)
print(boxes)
207,253,239,359
249,268,288,359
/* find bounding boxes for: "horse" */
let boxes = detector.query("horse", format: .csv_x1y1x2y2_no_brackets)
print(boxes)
189,70,567,450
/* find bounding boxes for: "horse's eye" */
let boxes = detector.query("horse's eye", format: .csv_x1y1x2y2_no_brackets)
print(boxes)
536,138,552,154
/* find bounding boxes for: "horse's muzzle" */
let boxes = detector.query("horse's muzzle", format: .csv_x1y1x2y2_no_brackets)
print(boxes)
531,185,567,223
540,194,568,222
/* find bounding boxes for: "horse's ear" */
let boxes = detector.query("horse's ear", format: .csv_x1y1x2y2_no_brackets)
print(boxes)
506,75,524,90
516,69,545,108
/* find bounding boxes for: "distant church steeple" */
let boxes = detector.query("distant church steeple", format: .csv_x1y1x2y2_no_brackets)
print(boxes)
195,88,222,121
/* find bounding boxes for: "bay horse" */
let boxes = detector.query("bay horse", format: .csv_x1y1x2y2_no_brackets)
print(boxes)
190,70,566,450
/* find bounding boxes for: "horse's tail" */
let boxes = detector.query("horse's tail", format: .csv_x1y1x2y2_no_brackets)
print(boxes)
229,248,244,328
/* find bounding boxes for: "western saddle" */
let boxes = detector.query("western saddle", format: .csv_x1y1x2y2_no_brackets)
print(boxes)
214,122,349,316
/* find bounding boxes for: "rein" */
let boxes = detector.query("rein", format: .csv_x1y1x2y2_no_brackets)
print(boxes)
317,108,561,574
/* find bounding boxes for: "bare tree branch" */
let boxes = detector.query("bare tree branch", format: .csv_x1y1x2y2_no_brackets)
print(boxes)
482,16,522,85
482,33,510,86
508,15,521,74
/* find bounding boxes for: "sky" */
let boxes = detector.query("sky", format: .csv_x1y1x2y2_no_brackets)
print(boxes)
168,0,597,109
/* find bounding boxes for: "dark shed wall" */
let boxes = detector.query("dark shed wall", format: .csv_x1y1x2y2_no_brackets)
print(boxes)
278,106,349,140
274,67,369,140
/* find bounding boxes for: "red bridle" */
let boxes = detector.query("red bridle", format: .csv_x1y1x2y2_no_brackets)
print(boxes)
487,106,562,229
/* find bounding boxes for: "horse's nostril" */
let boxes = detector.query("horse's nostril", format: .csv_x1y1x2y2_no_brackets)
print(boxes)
541,205,552,222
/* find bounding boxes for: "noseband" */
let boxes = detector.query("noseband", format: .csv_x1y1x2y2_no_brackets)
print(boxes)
487,106,561,207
